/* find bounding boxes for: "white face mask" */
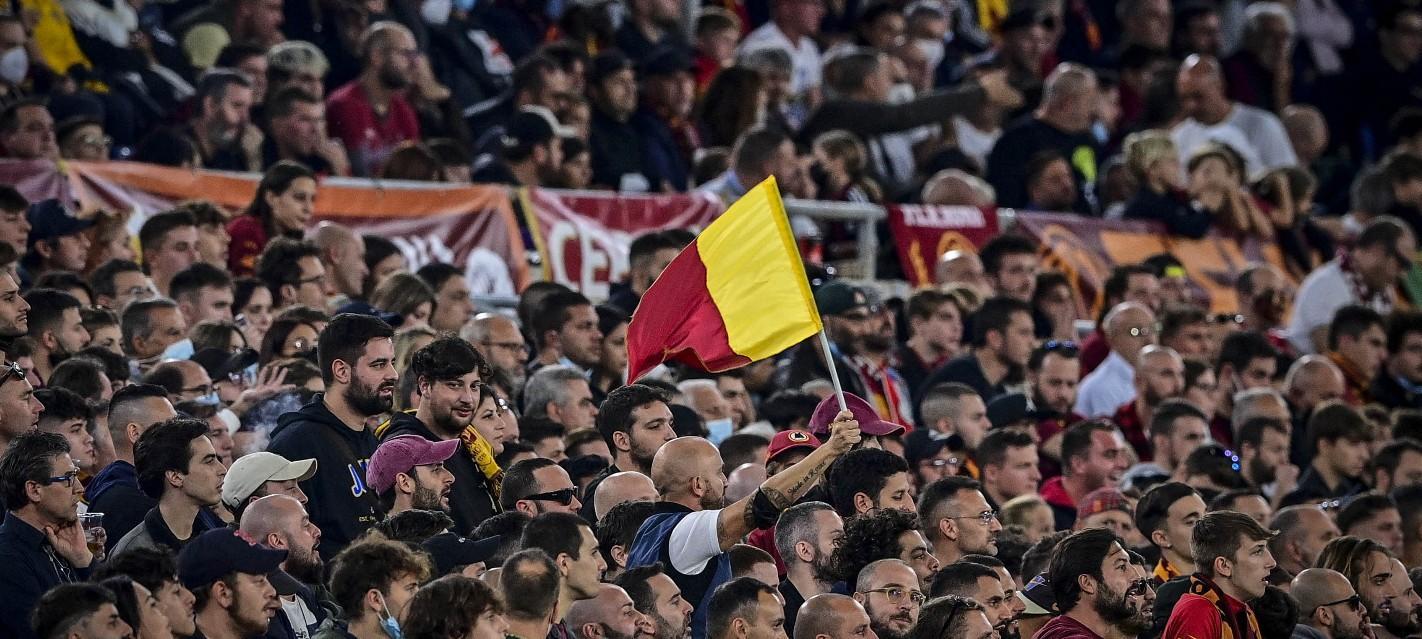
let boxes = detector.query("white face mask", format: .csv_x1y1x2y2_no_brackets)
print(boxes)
0,47,27,86
420,0,452,25
914,38,946,70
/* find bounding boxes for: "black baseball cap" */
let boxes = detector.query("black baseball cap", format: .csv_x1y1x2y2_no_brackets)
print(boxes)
191,347,259,381
27,199,94,247
422,532,502,577
178,528,288,589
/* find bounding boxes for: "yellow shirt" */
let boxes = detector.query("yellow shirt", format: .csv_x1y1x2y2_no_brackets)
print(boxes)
18,0,91,74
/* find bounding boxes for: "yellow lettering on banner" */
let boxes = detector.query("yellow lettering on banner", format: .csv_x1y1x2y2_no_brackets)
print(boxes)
909,239,929,285
1167,236,1248,314
935,231,977,259
1038,224,1110,312
1099,230,1169,267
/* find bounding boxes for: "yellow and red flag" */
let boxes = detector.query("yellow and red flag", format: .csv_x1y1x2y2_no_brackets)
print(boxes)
626,177,821,382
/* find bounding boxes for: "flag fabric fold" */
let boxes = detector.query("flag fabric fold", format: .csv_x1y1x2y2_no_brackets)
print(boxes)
626,177,822,382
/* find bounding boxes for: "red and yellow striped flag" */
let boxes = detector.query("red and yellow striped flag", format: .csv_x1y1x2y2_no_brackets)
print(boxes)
626,177,821,381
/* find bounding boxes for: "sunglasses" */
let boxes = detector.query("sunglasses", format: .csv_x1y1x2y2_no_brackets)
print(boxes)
1042,340,1078,354
929,596,975,639
1318,594,1363,612
1126,578,1153,598
42,469,81,487
0,361,22,387
524,488,577,505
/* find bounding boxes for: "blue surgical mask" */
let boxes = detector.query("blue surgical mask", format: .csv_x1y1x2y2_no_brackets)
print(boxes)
378,596,402,639
706,418,734,445
453,0,476,12
1091,120,1109,146
197,390,221,407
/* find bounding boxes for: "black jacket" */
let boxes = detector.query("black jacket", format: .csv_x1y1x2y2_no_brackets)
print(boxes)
1371,374,1422,411
0,513,93,639
378,412,499,535
267,395,381,561
84,460,155,551
1122,188,1213,238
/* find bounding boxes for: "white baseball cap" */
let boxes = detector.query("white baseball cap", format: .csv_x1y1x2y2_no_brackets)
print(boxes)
221,452,318,509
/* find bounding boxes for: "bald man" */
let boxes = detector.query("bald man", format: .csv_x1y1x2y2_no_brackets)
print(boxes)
1269,506,1341,579
726,463,767,503
935,250,990,293
1113,346,1185,461
1293,568,1369,639
923,171,995,209
239,495,328,636
1235,263,1291,333
632,415,861,638
853,560,921,639
986,63,1100,213
593,471,658,520
566,584,652,639
794,594,877,639
1077,302,1157,417
1282,105,1329,166
1171,54,1298,176
1285,356,1347,465
462,313,529,390
307,222,368,305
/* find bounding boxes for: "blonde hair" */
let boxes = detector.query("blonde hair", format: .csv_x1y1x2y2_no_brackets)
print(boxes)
1001,494,1051,529
1124,129,1177,180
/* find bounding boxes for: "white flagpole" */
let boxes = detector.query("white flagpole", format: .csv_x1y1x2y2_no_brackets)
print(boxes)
816,328,849,412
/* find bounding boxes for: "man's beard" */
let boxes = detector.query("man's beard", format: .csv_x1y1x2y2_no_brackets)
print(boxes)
600,623,636,639
654,612,688,639
1093,582,1148,636
431,401,472,436
870,613,912,639
810,553,837,584
286,547,325,585
1382,602,1422,636
231,588,272,636
411,484,447,512
345,376,393,417
861,331,894,355
998,621,1022,639
630,439,659,471
698,489,725,511
1144,386,1172,408
379,64,411,90
1032,390,1069,417
1247,456,1275,485
206,118,239,146
49,342,72,368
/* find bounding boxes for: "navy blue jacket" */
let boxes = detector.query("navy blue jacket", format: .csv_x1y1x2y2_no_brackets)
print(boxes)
0,513,93,639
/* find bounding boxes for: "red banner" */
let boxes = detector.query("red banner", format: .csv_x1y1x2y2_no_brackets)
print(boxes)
15,161,530,296
1014,212,1294,314
884,204,1001,286
521,188,724,300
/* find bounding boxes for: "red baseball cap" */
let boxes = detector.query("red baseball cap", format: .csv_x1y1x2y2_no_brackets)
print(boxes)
766,430,821,463
808,392,907,437
366,435,460,494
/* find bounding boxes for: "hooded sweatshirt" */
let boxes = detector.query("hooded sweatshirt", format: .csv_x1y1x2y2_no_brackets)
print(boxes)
376,411,500,535
267,394,380,561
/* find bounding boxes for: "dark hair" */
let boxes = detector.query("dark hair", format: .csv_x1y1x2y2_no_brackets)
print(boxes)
100,575,144,635
401,575,505,639
23,288,82,340
729,543,775,579
1061,420,1118,473
530,290,593,349
1237,416,1289,450
761,390,821,430
1181,443,1251,490
372,509,455,546
328,535,431,615
190,320,245,353
499,458,559,510
88,259,144,305
33,272,92,302
1253,585,1300,639
596,383,668,448
500,548,561,620
976,429,1035,470
720,434,769,475
168,262,233,305
928,560,999,599
1376,438,1422,483
409,336,487,383
1149,398,1207,439
730,127,790,174
916,476,982,541
1391,485,1422,549
256,237,321,303
1191,510,1276,578
317,313,395,385
31,582,116,639
826,448,910,517
259,317,317,366
1026,150,1069,187
597,500,657,568
472,511,531,567
0,431,70,510
35,387,94,425
138,211,197,260
1337,492,1399,536
617,562,669,615
1021,530,1071,581
1216,330,1280,375
1307,401,1373,449
1133,481,1198,540
232,277,267,317
362,235,402,298
97,547,180,593
266,85,320,122
48,358,107,405
978,235,1036,277
0,97,45,135
245,161,315,238
1099,265,1156,321
909,596,984,639
827,508,921,585
1328,305,1385,352
414,262,462,296
1048,527,1122,612
80,307,119,336
141,361,188,397
1207,488,1266,513
1159,306,1208,344
520,512,592,561
971,296,1034,348
1387,310,1422,355
707,577,778,639
134,418,210,499
0,184,28,212
518,417,566,446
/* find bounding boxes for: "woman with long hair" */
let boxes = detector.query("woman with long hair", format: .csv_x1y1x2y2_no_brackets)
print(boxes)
227,161,317,275
698,67,765,149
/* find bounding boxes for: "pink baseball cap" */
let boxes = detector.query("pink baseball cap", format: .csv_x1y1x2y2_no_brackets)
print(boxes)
808,392,907,437
366,435,460,494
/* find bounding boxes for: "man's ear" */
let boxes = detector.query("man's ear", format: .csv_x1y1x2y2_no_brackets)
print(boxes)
1077,573,1097,596
612,431,631,453
853,492,874,514
1213,556,1233,579
279,284,297,308
1151,529,1171,550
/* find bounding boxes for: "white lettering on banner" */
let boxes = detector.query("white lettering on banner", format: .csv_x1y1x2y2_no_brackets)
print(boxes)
900,205,987,229
545,220,631,301
391,235,516,297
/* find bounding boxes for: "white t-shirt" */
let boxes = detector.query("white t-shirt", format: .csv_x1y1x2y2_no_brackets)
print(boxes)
1075,351,1136,418
1286,259,1354,354
1171,103,1298,178
279,595,318,639
738,22,822,97
668,509,723,576
952,116,1001,171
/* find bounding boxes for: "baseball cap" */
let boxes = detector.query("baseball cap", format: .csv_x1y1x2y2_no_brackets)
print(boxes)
221,451,318,509
808,392,907,437
1019,573,1056,616
986,393,1032,430
1076,487,1130,522
366,435,460,494
813,280,869,316
178,528,288,589
766,430,821,463
639,47,696,77
590,50,635,86
334,300,404,327
27,199,94,247
903,428,962,466
503,109,558,151
422,532,502,577
191,347,260,383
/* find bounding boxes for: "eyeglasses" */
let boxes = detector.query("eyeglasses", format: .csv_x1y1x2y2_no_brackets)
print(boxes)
0,361,23,387
862,587,927,606
523,488,577,505
481,340,526,354
296,274,326,287
1127,326,1155,338
1211,313,1245,325
920,457,962,469
1039,340,1079,357
1318,594,1363,612
1126,579,1153,598
949,510,999,525
42,469,81,487
182,383,214,396
929,595,975,639
78,134,112,149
